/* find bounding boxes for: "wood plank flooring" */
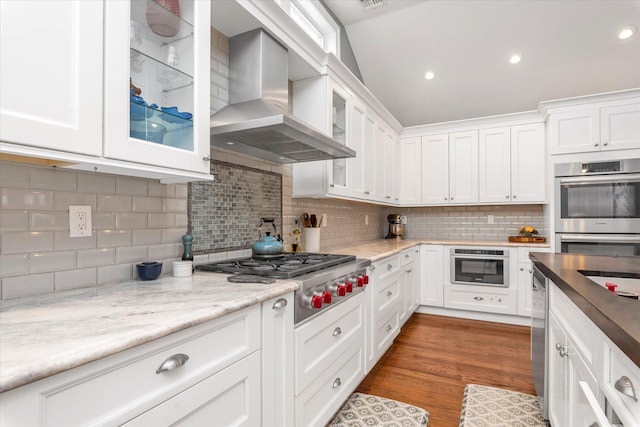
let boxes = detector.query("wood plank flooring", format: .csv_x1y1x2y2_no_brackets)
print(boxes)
355,313,535,427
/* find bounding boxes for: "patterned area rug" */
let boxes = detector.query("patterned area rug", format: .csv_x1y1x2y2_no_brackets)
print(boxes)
329,392,429,426
459,384,548,427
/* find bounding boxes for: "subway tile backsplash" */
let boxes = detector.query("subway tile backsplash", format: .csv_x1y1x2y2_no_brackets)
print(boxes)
0,161,189,300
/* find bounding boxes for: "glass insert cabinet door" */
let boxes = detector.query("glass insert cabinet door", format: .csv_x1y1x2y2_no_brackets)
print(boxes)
103,0,211,175
332,90,347,188
129,0,194,151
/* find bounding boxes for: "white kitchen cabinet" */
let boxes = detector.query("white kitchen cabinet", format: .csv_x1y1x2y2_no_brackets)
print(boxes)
399,247,420,324
479,123,545,204
0,0,103,156
365,255,402,372
419,131,478,205
548,280,614,427
421,134,450,204
294,293,365,427
399,137,422,204
262,293,294,427
548,98,640,155
362,112,378,199
603,338,640,426
293,76,371,200
385,130,400,203
103,0,211,175
0,306,261,426
449,130,479,204
419,245,444,307
516,246,549,317
373,122,388,202
479,126,511,203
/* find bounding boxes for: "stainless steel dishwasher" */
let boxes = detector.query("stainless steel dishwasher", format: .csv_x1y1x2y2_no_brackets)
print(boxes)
531,264,549,420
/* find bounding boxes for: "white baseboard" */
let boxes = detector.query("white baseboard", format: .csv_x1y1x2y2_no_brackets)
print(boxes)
414,305,531,327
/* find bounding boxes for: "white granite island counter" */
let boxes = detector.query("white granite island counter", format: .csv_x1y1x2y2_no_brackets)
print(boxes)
0,273,297,393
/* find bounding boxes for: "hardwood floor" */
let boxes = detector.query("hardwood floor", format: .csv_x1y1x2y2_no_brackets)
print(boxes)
355,313,536,427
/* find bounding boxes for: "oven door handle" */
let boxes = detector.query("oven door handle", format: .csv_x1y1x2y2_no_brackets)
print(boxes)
557,173,640,185
559,234,640,244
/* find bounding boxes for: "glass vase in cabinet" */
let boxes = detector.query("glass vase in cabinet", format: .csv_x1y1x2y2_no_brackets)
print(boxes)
103,0,211,176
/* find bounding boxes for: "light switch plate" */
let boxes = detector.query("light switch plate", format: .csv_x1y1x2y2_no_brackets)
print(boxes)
69,205,92,238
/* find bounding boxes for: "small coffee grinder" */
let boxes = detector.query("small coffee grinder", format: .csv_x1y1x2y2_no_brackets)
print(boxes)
385,214,405,239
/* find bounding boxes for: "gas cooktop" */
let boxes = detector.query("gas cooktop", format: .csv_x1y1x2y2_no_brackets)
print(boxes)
195,253,356,279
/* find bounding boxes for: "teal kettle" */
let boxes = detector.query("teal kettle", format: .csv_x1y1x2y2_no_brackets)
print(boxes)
252,218,283,258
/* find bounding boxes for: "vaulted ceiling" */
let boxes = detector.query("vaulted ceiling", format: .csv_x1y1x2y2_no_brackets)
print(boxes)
324,0,640,127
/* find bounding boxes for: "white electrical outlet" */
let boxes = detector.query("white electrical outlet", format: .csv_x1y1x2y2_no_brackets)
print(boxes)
69,205,92,238
321,213,327,227
400,215,408,225
365,214,369,225
488,215,495,224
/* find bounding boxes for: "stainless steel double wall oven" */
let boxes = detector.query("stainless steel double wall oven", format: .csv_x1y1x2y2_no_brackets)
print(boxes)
555,158,640,255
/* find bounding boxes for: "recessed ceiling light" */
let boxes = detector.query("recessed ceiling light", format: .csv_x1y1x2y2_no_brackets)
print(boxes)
509,53,523,64
618,25,636,40
424,70,435,80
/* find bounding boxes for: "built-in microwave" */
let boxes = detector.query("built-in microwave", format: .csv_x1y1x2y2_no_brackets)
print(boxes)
450,248,509,287
555,159,640,234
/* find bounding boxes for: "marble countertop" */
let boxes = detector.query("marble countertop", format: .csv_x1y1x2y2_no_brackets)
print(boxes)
0,273,297,393
328,238,550,262
530,252,640,368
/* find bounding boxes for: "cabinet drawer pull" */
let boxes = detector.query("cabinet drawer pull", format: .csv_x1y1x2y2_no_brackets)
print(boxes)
332,378,342,389
473,296,483,301
386,324,392,332
588,423,599,427
614,376,638,401
369,265,376,271
156,353,189,374
387,264,393,270
520,267,524,271
406,269,413,273
272,298,288,310
405,254,410,258
364,191,371,195
333,327,342,337
387,290,393,297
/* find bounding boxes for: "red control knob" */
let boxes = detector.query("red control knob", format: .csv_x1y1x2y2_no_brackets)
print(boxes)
345,281,353,293
363,275,369,285
356,276,365,287
311,295,323,309
336,284,346,296
322,291,332,304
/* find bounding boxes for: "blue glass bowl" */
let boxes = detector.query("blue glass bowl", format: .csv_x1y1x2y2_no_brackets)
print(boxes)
136,261,163,280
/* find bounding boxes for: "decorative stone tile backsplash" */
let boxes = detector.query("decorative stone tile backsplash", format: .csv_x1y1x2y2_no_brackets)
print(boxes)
189,160,282,253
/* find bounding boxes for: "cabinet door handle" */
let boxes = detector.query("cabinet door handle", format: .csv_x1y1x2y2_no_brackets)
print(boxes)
555,343,568,358
594,142,599,147
406,269,413,273
369,265,376,271
387,290,393,297
272,298,288,310
364,191,371,195
614,376,638,401
512,195,517,199
603,141,608,146
332,378,342,389
156,353,189,374
387,264,393,270
202,154,211,162
473,296,483,301
333,327,342,337
444,197,448,200
386,324,392,332
520,267,524,271
588,423,600,427
405,254,410,258
506,195,510,199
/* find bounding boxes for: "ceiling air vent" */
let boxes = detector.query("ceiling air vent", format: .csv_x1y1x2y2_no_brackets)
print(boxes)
360,0,384,11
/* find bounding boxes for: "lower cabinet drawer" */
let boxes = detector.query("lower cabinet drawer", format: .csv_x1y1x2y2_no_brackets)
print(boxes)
444,286,516,315
374,273,401,317
374,307,400,360
1,306,260,427
294,293,365,395
123,350,261,426
295,342,365,427
605,342,640,425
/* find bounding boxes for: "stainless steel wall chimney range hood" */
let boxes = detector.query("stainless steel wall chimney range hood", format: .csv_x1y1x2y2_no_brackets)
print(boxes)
210,29,355,164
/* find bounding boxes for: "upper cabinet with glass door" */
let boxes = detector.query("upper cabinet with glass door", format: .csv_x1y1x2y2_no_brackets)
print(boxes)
331,86,348,193
103,0,211,175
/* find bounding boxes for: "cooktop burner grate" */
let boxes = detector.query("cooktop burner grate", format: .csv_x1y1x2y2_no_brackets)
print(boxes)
195,253,356,279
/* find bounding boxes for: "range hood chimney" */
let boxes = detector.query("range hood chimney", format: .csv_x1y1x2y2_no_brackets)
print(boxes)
210,29,355,164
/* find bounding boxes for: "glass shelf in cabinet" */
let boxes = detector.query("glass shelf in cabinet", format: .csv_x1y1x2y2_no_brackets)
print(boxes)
130,101,193,131
130,48,193,91
131,0,194,43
